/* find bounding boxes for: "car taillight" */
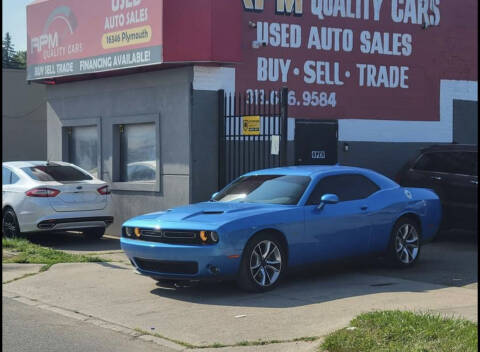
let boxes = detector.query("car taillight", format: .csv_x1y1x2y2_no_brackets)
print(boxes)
25,187,60,197
97,185,111,195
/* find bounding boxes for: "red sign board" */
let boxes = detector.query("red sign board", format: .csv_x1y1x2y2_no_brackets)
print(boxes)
235,0,477,120
26,0,477,122
27,0,163,80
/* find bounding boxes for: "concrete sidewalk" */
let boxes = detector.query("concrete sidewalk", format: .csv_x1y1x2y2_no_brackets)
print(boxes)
3,259,477,350
3,232,477,351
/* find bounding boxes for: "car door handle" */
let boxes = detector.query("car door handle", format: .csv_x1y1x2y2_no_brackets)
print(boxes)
360,206,368,211
431,176,442,180
471,180,478,185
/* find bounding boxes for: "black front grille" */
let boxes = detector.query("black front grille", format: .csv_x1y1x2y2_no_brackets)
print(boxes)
134,258,198,275
122,227,215,245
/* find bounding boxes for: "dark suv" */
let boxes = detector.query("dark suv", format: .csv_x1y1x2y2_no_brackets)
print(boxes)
396,144,478,232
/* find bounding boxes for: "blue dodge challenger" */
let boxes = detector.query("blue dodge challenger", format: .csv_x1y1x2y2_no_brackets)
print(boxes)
121,166,442,292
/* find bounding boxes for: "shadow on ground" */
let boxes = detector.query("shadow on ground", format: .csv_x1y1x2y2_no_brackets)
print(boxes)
147,230,477,308
25,231,121,253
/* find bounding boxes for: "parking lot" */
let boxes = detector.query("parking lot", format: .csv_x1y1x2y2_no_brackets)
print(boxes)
3,230,477,351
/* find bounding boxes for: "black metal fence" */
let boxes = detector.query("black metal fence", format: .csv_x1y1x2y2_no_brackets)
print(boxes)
218,87,288,188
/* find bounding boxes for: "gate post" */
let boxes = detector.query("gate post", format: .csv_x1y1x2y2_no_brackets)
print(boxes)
217,89,226,189
280,87,288,166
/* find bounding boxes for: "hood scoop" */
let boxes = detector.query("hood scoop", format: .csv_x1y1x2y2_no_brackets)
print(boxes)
202,211,225,214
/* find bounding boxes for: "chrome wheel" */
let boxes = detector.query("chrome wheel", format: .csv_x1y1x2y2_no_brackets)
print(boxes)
2,210,19,238
249,240,282,287
395,223,419,264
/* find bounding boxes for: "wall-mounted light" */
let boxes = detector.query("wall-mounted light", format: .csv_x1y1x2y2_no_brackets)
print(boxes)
343,143,350,152
248,21,257,28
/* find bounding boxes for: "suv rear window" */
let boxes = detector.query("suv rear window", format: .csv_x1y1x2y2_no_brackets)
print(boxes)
22,165,92,182
414,151,477,176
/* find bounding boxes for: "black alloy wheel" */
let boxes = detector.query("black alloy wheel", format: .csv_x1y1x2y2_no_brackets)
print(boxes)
2,208,20,238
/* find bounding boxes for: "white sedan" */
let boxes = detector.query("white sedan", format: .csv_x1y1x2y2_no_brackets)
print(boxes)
2,161,113,239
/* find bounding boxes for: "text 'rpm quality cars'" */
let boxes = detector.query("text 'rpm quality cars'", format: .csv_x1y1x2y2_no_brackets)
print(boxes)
2,161,113,239
121,166,442,292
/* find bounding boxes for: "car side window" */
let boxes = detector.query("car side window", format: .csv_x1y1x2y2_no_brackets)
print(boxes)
454,152,477,176
10,171,20,184
307,174,380,205
2,167,11,185
413,152,444,172
414,151,477,176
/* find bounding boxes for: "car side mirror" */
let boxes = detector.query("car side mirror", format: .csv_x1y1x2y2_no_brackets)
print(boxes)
211,192,219,200
317,193,339,210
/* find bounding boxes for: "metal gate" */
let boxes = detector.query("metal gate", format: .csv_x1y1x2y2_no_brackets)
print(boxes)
218,87,288,188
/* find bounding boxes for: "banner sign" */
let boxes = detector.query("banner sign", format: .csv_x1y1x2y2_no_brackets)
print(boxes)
26,0,163,80
236,0,477,120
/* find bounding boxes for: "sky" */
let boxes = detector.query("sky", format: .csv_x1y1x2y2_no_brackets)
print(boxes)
2,0,32,51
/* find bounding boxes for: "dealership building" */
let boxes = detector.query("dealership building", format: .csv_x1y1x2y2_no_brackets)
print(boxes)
27,0,477,234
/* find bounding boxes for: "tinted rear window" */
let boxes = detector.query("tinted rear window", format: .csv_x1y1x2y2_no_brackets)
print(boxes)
414,151,477,175
22,165,92,182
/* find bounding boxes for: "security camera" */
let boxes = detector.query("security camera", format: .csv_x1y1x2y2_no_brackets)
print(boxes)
248,21,257,28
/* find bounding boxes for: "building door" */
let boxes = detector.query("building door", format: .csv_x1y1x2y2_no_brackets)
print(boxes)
294,120,338,165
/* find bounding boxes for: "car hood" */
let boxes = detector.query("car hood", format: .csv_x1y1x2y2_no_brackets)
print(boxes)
123,202,291,229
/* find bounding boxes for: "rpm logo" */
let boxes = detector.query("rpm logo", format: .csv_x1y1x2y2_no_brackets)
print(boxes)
31,32,59,53
31,6,77,53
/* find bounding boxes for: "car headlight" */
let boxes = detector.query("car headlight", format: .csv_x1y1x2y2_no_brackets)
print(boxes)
125,227,133,237
210,231,219,243
200,231,219,244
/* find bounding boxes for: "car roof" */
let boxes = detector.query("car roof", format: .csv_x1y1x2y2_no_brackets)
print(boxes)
243,165,399,189
421,144,477,152
245,165,372,177
2,161,72,168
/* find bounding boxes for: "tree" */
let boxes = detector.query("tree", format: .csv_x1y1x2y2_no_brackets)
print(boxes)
2,32,16,68
12,50,26,69
2,33,26,69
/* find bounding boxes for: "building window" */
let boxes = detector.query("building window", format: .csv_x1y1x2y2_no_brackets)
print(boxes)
67,125,99,178
119,123,157,182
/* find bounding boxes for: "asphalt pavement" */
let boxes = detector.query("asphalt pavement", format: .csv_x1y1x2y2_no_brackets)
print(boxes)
2,297,176,352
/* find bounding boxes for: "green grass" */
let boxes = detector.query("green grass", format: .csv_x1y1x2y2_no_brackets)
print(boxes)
320,310,478,352
2,237,106,270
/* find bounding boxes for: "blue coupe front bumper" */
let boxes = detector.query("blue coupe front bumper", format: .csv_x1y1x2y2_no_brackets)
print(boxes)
120,237,241,280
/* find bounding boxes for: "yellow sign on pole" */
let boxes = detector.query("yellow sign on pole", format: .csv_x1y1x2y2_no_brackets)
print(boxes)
242,115,260,135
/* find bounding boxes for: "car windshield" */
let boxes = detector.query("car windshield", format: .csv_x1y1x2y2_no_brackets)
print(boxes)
213,175,311,205
22,165,93,182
